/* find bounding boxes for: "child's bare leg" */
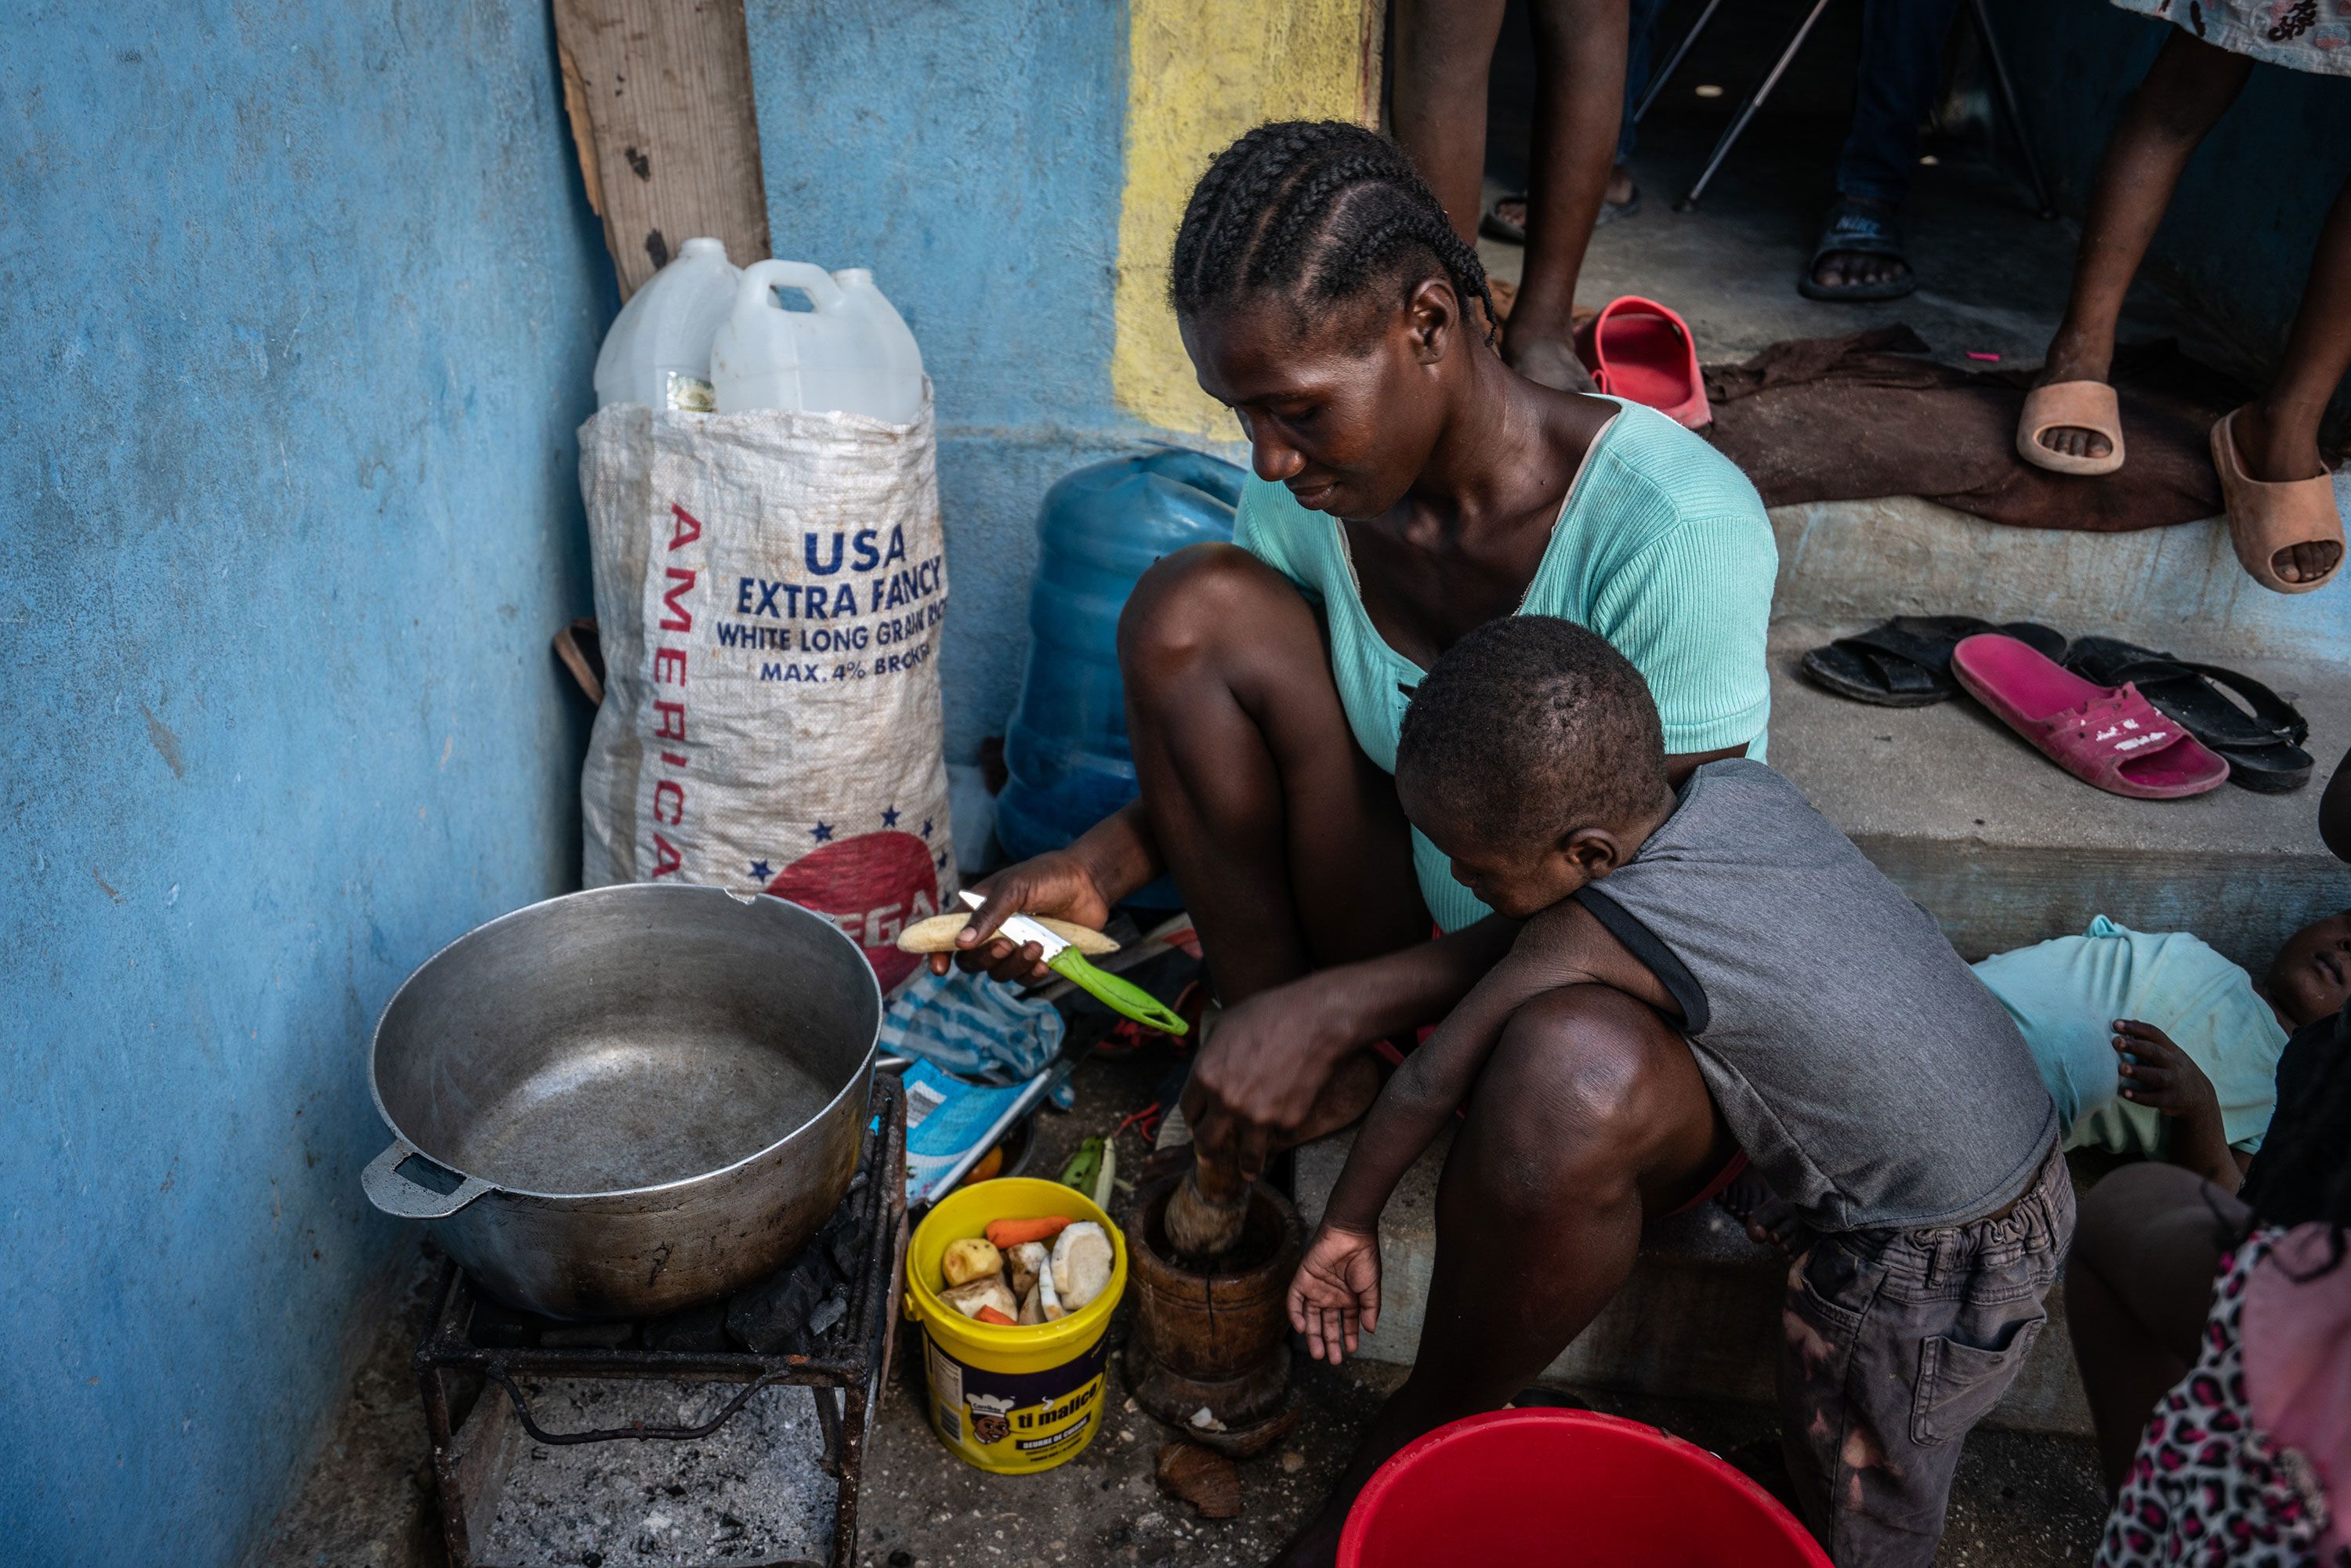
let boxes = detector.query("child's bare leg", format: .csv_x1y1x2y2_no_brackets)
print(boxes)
2034,33,2251,462
1271,985,1730,1567
2227,170,2351,582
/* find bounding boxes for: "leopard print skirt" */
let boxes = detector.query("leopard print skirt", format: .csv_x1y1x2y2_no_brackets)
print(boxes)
2096,1227,2342,1567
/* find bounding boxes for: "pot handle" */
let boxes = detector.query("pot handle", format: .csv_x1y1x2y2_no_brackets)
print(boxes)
362,1139,494,1219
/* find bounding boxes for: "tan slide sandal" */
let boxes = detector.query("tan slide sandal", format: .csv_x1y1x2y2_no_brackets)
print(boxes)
2016,380,2125,476
2212,407,2344,596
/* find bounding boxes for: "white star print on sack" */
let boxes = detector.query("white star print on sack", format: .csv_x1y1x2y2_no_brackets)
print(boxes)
578,389,956,996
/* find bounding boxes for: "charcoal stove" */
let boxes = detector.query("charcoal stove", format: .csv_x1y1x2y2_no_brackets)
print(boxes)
415,1075,906,1568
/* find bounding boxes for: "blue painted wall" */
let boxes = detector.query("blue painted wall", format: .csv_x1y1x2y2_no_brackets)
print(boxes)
744,0,1157,759
1987,0,2351,361
0,4,614,1563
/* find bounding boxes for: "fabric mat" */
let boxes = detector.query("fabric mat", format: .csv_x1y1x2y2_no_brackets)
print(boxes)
1698,327,2247,532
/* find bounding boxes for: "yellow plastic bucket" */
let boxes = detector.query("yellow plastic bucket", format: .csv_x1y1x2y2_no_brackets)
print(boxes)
904,1176,1128,1473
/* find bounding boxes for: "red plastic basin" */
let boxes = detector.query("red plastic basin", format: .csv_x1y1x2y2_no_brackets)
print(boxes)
1339,1409,1831,1567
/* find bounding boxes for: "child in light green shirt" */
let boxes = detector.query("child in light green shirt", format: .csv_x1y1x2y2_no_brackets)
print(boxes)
1972,911,2350,1189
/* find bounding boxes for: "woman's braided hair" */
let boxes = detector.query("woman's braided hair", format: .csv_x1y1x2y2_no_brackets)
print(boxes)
1168,121,1499,346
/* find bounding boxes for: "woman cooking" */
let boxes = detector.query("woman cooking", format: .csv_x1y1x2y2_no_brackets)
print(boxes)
940,121,1774,1562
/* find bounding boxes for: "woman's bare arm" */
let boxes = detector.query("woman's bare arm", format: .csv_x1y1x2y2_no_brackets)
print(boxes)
1319,900,1674,1233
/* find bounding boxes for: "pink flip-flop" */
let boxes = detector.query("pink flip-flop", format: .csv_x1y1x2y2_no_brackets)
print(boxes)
1574,295,1712,429
1950,633,2230,799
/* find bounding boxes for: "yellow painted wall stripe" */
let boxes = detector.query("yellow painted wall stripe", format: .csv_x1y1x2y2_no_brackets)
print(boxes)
1112,0,1383,437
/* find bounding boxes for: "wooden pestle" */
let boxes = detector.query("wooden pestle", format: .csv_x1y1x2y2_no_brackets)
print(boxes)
1163,1150,1251,1258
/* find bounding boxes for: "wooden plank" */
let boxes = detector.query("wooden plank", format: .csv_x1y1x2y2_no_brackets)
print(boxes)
554,0,770,300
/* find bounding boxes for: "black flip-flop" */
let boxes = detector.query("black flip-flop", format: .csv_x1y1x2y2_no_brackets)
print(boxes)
1802,617,2067,708
2062,636,2314,793
1797,197,1917,303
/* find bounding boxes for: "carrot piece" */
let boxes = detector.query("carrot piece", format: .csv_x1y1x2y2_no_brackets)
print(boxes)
985,1215,1071,1250
973,1305,1017,1326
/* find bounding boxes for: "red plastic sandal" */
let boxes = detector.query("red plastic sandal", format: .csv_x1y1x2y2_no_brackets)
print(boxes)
1574,295,1712,429
1950,633,2229,799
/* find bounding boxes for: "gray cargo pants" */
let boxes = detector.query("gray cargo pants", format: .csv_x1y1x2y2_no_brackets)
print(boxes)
1778,1140,2074,1568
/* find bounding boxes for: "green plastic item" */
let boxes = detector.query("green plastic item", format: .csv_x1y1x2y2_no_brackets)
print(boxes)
1046,947,1188,1034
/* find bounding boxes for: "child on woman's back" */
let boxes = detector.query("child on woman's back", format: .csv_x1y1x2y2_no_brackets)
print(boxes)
1294,615,2067,1568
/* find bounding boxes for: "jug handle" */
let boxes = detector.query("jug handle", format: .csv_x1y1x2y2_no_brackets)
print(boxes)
363,1138,494,1219
734,259,847,317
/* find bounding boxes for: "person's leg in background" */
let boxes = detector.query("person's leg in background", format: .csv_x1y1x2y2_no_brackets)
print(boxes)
1505,0,1630,389
1389,0,1509,263
2067,1161,2249,1492
1807,0,1963,299
1392,0,1628,391
2216,166,2351,584
2027,31,2251,462
1610,0,1668,212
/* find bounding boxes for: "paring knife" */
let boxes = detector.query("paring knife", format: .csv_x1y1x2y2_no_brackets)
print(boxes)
958,890,1189,1035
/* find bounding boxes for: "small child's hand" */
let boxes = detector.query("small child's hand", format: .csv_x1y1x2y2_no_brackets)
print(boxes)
1288,1222,1382,1367
2113,1019,2219,1121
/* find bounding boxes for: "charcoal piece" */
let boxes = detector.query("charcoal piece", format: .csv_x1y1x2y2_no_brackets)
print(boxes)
643,1299,731,1353
806,1289,848,1340
726,1257,834,1354
825,1213,865,1282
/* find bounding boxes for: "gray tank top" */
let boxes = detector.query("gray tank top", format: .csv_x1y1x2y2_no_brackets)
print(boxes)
1574,759,2058,1232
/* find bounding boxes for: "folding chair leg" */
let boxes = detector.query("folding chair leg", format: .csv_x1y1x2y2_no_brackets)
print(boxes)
1635,0,1724,125
1675,0,1838,212
1967,0,2056,218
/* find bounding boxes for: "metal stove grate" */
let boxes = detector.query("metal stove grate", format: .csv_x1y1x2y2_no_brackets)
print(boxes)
415,1074,906,1568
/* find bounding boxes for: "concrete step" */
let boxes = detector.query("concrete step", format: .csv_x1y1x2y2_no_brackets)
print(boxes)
1765,489,2351,667
1766,621,2346,972
1291,1127,2094,1436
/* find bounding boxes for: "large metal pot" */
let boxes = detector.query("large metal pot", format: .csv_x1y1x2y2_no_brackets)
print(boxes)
361,884,879,1319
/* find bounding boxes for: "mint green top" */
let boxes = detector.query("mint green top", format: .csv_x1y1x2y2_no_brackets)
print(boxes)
1232,398,1778,932
1972,915,2288,1157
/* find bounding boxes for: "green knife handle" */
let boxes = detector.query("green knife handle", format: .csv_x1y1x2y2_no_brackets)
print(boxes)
1048,948,1189,1035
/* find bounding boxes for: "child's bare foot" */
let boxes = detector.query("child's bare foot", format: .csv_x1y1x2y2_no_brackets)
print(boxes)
2226,400,2342,584
2028,330,2116,462
1716,1167,1813,1255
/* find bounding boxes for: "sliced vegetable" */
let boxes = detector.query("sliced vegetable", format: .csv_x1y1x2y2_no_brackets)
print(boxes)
942,1237,1003,1289
985,1215,1071,1251
1092,1142,1118,1212
1017,1285,1043,1325
1034,1249,1065,1320
973,1305,1017,1327
942,1276,1018,1321
1059,1136,1103,1195
1052,1221,1114,1311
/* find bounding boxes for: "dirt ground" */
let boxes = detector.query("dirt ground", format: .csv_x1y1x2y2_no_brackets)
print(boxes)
255,1033,2110,1568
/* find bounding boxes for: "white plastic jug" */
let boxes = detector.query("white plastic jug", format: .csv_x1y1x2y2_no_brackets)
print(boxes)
710,261,926,422
593,237,741,412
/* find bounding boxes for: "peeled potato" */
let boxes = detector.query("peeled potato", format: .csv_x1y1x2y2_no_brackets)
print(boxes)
943,1276,1018,1321
942,1237,1002,1289
1051,1221,1114,1312
895,913,1120,956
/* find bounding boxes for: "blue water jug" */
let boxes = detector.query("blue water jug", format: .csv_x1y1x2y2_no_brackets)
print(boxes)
995,447,1247,907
